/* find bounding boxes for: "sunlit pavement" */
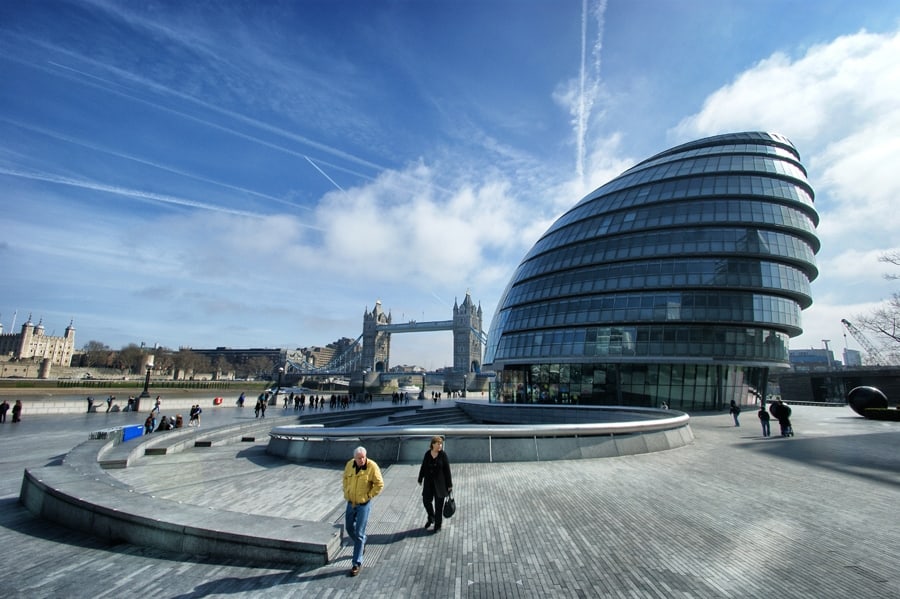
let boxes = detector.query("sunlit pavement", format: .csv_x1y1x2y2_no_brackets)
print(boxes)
0,402,897,598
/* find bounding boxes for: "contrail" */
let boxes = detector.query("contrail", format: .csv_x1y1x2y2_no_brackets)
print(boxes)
576,0,608,181
0,166,321,229
304,156,345,192
0,117,309,211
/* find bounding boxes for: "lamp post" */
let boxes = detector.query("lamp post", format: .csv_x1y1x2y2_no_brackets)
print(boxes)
136,355,154,412
271,366,284,406
360,368,369,401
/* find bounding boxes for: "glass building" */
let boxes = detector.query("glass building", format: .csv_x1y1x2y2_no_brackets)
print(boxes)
484,132,820,410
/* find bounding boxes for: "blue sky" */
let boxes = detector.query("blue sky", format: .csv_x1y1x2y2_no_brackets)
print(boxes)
2,0,900,369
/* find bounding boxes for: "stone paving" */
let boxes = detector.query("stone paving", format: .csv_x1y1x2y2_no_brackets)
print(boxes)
0,401,898,598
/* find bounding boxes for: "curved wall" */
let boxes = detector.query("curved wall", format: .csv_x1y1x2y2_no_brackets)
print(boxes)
484,132,820,410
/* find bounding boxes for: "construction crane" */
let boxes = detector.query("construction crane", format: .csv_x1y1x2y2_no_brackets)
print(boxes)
840,319,892,365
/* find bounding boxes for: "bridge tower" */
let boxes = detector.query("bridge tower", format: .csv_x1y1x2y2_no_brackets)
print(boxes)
362,300,391,372
453,290,483,373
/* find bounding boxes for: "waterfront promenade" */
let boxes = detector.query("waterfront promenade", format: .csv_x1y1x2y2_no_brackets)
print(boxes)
0,399,897,598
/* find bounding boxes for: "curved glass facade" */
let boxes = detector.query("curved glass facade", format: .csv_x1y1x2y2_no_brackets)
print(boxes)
485,132,819,410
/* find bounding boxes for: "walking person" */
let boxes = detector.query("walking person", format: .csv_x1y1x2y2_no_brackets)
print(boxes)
0,399,9,423
758,406,771,437
106,395,114,413
11,400,22,423
86,396,94,413
729,400,741,427
418,435,453,533
342,446,384,577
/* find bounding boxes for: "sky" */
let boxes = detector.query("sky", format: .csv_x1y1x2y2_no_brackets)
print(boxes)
2,0,900,370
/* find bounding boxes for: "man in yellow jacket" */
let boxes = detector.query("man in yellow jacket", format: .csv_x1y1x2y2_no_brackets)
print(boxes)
342,446,384,576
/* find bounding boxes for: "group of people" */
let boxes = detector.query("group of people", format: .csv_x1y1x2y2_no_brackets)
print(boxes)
764,399,794,437
0,399,22,423
730,398,794,438
342,434,454,578
730,399,794,437
188,404,203,427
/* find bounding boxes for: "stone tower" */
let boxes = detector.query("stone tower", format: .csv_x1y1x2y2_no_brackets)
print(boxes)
362,300,392,372
453,291,483,373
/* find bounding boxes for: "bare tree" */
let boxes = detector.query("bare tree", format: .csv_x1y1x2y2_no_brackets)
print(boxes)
81,340,113,367
116,344,146,373
856,294,900,346
856,251,900,357
878,251,900,280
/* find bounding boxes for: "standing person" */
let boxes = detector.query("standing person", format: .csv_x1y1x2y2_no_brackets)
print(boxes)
772,399,793,437
106,395,114,412
11,400,23,423
729,400,741,427
237,392,245,407
758,406,771,437
418,435,453,533
342,446,384,577
86,396,94,413
0,399,9,423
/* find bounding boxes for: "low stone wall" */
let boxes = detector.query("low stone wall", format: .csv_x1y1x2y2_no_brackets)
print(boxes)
268,401,693,464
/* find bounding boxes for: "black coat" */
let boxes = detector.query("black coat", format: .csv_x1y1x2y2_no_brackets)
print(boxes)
418,449,453,498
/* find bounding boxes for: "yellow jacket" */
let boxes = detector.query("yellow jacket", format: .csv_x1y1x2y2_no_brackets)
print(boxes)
343,457,384,506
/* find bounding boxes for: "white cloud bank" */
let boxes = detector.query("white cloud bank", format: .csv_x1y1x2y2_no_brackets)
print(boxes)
671,28,900,351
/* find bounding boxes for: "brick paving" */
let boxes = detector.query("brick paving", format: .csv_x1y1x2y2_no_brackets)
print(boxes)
0,402,898,598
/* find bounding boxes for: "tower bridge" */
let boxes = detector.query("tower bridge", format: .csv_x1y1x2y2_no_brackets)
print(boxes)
285,291,487,393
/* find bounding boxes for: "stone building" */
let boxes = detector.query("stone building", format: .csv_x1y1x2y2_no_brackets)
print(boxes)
0,316,76,368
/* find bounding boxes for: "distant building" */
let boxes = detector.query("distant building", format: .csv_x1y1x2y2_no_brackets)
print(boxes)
789,348,838,370
842,348,862,367
0,316,76,367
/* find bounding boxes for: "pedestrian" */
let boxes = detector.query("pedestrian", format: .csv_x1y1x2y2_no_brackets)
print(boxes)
153,396,161,414
418,435,453,533
342,446,384,577
0,399,9,423
11,400,23,423
729,400,741,427
771,399,794,437
144,414,154,435
189,404,202,427
758,406,771,437
260,398,266,418
106,395,114,413
237,392,245,407
86,396,94,413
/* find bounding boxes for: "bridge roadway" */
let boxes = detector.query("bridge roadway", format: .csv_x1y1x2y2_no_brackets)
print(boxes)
0,399,898,598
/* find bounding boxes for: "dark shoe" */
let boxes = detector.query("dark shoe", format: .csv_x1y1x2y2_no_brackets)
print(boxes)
350,564,361,576
424,517,433,530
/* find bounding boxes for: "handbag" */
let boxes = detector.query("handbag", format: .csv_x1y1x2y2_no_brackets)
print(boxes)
443,492,456,518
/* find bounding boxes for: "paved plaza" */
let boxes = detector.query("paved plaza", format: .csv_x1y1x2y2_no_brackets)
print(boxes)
0,400,898,598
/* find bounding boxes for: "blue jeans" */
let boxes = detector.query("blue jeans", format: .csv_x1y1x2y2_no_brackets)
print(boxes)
761,420,770,437
345,501,372,567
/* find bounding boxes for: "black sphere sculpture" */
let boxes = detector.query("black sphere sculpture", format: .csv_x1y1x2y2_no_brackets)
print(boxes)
847,386,888,417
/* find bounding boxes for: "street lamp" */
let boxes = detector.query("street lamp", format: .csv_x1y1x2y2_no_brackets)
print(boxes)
136,355,155,411
271,365,284,406
360,368,369,401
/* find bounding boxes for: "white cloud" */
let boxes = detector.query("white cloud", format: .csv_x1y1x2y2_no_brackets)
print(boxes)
670,27,900,352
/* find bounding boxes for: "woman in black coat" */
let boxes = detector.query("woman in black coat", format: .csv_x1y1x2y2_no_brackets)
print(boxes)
418,435,453,533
